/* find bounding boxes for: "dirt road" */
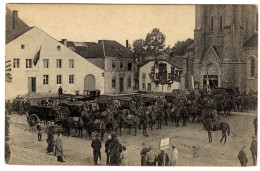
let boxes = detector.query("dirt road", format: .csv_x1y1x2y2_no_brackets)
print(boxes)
7,113,256,166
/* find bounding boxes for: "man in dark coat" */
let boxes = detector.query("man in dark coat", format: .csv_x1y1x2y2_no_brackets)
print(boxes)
109,134,122,166
157,150,169,166
36,122,42,141
250,136,257,166
58,86,63,99
91,134,102,165
46,124,54,154
140,142,149,166
238,145,248,166
105,135,112,165
55,133,64,162
253,118,257,136
5,138,11,164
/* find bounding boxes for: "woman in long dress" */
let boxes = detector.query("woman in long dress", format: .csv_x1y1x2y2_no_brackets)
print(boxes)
120,146,129,166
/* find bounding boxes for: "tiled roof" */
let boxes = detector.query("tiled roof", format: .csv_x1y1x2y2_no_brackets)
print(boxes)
243,33,258,48
79,40,133,58
6,27,33,44
138,55,183,69
85,58,105,70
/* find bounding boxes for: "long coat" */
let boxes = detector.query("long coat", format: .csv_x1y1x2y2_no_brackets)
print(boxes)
238,149,248,166
109,139,122,166
55,138,63,157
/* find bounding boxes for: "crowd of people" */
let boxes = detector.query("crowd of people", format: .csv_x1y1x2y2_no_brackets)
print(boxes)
5,88,258,166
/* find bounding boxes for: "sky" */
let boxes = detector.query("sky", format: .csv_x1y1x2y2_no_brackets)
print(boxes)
6,4,195,49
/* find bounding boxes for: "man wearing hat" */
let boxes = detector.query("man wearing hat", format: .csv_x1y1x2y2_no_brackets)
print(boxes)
105,135,112,165
146,146,157,166
157,150,169,166
238,145,248,166
140,142,149,166
55,133,64,162
169,145,178,166
109,134,122,166
91,134,102,165
250,136,257,166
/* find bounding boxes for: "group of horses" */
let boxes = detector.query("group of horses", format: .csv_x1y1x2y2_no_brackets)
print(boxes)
57,92,234,143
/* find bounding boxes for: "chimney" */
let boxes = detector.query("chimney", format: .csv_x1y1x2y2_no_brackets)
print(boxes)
13,10,18,30
126,40,129,48
62,39,67,47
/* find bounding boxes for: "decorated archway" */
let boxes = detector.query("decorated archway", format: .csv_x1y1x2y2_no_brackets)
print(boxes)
202,62,220,89
84,74,95,90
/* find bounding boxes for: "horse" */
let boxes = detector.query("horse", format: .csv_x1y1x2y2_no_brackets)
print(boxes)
123,113,140,136
200,117,230,144
67,117,84,138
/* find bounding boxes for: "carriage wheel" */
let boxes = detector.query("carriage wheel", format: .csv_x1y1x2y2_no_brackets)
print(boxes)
29,114,40,127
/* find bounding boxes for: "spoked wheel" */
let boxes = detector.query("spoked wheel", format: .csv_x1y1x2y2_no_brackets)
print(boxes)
29,114,40,129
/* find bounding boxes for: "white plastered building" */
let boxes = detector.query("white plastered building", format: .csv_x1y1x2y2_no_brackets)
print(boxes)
5,27,104,99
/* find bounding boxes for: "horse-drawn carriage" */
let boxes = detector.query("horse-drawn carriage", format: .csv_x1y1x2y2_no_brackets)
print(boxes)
26,104,70,128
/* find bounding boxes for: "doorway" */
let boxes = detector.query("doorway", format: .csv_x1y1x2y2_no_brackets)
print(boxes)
203,75,218,89
28,77,36,93
84,74,95,90
119,78,124,92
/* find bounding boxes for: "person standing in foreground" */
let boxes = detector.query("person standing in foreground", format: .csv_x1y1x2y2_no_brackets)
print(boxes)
146,147,157,166
120,146,129,166
46,124,54,154
169,145,178,166
105,135,112,165
91,134,102,165
140,142,149,166
238,145,248,167
157,150,169,166
55,133,64,162
5,139,11,164
109,134,122,166
253,118,257,136
250,136,257,166
36,122,42,141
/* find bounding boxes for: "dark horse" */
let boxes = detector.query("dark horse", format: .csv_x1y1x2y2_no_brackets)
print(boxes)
201,118,230,144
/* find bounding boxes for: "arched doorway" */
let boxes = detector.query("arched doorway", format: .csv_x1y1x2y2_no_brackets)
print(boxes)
84,74,95,90
203,63,219,89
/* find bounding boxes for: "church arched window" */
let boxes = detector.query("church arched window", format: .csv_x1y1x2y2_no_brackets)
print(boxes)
251,58,255,77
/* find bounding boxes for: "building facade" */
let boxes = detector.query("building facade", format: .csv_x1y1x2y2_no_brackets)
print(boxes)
5,27,104,99
76,40,134,95
183,5,258,92
139,56,183,93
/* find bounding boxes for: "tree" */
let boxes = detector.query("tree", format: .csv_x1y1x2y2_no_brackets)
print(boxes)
144,28,166,57
171,38,194,56
132,39,145,62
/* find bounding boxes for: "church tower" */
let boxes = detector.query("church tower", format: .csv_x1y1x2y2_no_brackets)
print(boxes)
184,5,258,92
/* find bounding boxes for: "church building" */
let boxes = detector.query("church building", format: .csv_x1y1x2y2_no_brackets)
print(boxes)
183,5,258,92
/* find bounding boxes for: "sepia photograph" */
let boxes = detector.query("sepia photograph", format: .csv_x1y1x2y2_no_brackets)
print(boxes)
4,2,258,167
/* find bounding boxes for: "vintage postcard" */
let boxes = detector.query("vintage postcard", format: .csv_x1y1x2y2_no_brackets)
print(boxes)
4,3,258,167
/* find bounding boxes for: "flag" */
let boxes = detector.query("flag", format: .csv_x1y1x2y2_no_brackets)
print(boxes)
5,59,12,83
33,46,41,66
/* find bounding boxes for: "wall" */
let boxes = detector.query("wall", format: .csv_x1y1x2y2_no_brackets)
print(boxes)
104,57,133,95
139,61,181,93
5,27,104,99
